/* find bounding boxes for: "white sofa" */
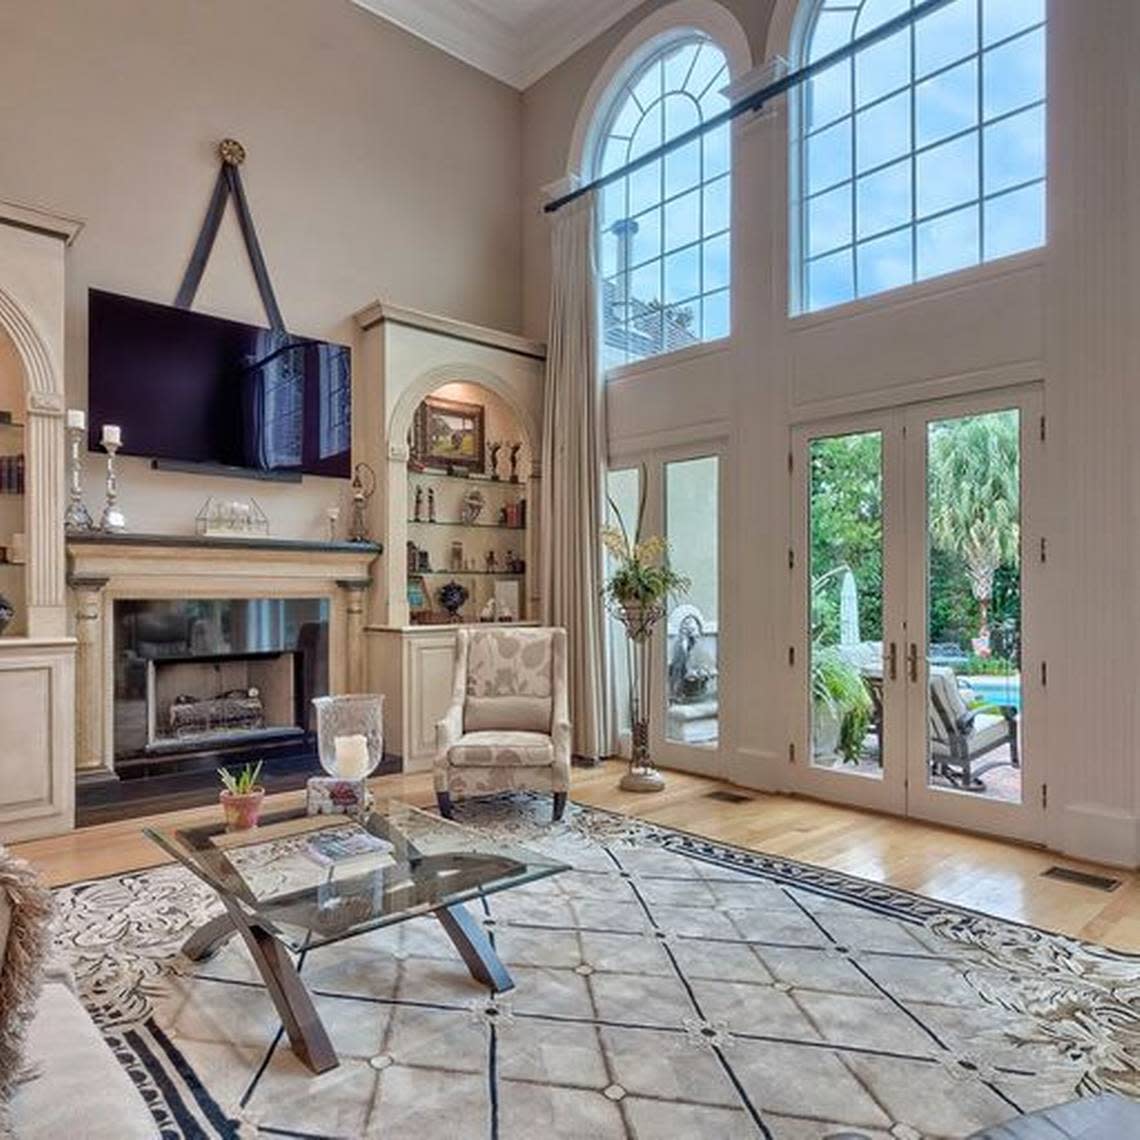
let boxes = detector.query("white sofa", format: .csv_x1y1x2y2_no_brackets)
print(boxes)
1,857,155,1139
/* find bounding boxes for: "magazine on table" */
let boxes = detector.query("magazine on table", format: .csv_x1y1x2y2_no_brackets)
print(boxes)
303,826,395,868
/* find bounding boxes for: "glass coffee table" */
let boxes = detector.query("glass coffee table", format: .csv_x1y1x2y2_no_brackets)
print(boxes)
146,800,568,1073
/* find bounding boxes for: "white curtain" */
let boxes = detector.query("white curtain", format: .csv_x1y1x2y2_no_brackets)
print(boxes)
540,192,609,761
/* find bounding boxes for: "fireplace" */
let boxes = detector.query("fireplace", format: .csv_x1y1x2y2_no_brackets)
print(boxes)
112,597,329,772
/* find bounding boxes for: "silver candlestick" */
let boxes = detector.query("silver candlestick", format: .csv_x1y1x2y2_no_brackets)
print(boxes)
99,438,126,533
64,423,94,531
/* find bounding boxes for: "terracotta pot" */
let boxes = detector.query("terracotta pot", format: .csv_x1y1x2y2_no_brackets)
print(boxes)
220,787,265,831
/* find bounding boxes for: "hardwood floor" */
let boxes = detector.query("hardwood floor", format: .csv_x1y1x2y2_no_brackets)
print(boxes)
13,760,1140,952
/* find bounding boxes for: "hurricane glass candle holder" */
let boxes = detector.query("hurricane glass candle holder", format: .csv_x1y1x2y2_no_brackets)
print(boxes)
312,694,385,780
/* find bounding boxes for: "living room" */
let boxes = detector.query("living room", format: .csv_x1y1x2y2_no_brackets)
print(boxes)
1,0,1138,1137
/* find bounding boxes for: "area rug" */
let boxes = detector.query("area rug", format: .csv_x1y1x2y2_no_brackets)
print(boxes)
51,795,1140,1139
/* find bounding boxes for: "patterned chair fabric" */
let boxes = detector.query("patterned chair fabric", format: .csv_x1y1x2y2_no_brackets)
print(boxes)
435,628,571,818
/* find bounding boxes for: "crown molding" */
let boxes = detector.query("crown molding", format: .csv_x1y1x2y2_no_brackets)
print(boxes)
0,199,84,245
351,0,645,90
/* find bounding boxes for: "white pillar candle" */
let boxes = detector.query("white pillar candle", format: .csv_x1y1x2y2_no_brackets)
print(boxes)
334,733,370,780
66,408,86,431
101,423,121,447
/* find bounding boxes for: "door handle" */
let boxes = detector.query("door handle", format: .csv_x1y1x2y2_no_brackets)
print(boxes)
908,642,919,683
887,641,898,681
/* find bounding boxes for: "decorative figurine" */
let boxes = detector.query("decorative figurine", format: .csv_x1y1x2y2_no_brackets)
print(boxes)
99,423,126,533
326,504,340,542
65,409,94,532
509,442,522,483
348,462,376,543
485,550,497,573
414,484,424,522
488,441,502,481
428,486,437,522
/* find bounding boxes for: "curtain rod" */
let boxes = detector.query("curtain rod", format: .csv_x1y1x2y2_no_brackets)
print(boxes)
544,0,958,216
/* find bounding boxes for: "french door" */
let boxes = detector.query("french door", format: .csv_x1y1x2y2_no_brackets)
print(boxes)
606,444,725,778
790,388,1044,843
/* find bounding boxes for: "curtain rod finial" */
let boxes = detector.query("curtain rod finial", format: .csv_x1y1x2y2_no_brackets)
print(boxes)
218,138,246,166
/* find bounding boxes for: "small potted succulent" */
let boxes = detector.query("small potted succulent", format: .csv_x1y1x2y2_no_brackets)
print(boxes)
218,760,265,830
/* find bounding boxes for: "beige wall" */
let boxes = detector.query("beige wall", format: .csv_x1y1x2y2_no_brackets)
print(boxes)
520,0,774,339
0,0,523,538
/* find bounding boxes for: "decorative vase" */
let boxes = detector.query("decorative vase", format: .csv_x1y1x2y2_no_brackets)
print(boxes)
312,694,385,779
220,787,264,831
612,597,667,793
438,580,469,623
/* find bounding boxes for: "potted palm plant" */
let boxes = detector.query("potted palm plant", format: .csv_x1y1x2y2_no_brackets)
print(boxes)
218,760,265,830
602,479,689,792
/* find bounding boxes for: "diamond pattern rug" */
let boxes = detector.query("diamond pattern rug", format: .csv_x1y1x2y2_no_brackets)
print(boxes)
50,796,1140,1139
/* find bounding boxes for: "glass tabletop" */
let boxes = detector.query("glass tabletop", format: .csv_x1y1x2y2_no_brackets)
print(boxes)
145,799,568,952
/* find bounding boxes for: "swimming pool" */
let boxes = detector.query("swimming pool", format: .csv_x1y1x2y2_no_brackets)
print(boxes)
960,674,1021,712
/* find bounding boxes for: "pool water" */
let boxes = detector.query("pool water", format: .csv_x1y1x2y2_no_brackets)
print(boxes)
960,674,1021,712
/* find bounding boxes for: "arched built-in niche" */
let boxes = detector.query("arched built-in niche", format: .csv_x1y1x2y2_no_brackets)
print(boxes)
0,206,78,841
0,327,29,634
0,249,70,640
385,364,540,627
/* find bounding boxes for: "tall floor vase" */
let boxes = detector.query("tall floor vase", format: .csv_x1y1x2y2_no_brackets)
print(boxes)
615,602,665,793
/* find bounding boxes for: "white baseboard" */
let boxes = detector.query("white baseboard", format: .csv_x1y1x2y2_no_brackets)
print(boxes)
1057,802,1140,868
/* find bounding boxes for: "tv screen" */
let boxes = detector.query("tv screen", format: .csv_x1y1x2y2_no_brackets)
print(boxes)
87,289,351,478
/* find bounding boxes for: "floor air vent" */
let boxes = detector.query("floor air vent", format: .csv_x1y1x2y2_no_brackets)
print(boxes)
1041,866,1121,892
705,790,753,804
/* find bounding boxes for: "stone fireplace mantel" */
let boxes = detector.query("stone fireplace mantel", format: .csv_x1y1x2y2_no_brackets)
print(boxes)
67,534,380,778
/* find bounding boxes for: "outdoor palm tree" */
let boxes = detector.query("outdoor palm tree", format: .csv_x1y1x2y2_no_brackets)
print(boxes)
927,412,1020,644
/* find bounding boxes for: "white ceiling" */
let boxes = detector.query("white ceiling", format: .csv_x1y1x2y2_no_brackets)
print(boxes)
351,0,647,90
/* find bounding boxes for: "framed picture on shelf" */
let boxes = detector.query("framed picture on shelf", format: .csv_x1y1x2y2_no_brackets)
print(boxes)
413,395,485,472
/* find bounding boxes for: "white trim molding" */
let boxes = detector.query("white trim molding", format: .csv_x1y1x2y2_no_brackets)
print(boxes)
1058,803,1140,870
350,0,645,90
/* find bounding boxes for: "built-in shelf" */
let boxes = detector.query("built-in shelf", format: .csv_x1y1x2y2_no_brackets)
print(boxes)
407,518,524,531
407,470,526,489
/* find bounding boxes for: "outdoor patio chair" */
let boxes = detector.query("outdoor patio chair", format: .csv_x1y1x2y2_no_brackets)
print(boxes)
928,665,1019,792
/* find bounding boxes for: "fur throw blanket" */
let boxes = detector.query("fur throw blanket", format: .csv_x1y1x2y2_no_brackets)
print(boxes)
0,849,53,1129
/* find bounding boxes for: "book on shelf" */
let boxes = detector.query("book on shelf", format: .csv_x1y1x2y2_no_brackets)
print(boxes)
0,454,24,495
303,826,395,868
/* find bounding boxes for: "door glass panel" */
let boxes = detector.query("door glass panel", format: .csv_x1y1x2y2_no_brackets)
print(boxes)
606,468,641,743
809,433,883,776
665,456,719,746
925,410,1022,802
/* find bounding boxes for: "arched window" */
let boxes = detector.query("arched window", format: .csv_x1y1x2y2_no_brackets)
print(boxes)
593,35,732,369
795,0,1046,314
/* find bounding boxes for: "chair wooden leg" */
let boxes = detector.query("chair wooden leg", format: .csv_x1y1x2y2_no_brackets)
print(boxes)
553,792,567,822
437,790,454,819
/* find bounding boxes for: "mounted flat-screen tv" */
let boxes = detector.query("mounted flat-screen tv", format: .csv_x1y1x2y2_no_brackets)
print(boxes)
87,289,351,479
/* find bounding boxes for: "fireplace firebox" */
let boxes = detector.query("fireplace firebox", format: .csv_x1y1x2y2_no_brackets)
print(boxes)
113,597,329,773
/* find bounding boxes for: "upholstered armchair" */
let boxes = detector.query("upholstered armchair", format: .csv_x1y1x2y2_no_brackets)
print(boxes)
435,627,571,821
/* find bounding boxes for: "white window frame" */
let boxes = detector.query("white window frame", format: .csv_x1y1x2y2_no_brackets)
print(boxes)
559,0,752,380
788,0,1047,317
